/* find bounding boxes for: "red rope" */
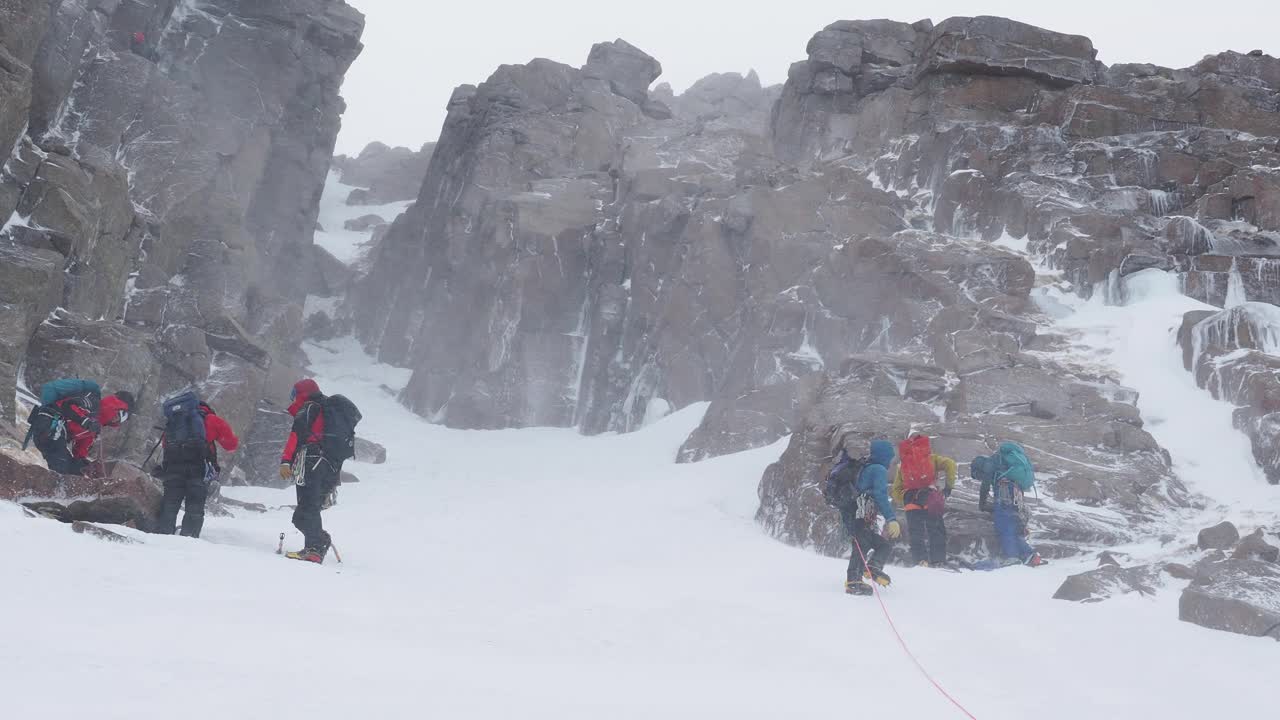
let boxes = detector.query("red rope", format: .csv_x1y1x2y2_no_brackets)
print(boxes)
853,537,979,720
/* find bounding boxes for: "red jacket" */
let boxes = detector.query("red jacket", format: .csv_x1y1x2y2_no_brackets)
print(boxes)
202,408,240,453
59,394,130,460
281,379,325,464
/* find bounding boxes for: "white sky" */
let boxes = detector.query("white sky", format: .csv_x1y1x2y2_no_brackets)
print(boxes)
336,0,1278,154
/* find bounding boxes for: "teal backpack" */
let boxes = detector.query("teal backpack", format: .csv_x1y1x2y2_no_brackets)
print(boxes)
995,442,1035,491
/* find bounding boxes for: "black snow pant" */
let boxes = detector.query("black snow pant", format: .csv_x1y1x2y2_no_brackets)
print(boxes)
155,462,209,538
292,456,336,553
35,436,87,476
903,488,947,564
846,519,889,583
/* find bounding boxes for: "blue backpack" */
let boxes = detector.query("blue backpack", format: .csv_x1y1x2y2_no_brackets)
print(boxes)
162,389,207,463
40,378,101,406
995,442,1035,491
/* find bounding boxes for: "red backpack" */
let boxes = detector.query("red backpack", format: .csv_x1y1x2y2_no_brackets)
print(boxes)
899,435,934,491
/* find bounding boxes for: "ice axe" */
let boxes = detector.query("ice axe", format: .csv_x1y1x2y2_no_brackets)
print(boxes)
275,533,285,555
330,542,343,564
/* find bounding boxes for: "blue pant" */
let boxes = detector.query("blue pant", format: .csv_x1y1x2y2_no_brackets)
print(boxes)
993,505,1034,561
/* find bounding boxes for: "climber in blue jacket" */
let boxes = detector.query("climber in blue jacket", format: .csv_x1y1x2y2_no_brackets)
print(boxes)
842,439,901,594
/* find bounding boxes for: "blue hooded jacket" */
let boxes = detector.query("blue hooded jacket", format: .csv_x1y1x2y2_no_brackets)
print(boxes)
856,440,897,522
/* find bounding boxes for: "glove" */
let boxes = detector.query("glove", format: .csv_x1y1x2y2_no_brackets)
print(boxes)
885,520,901,539
279,463,293,481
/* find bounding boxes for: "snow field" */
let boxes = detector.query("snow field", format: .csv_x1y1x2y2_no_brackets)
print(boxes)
1,335,1275,720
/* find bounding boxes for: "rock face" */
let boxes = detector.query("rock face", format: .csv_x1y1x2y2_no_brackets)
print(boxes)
335,141,435,205
1,450,161,530
342,15,1280,635
1,1,365,479
1179,304,1280,483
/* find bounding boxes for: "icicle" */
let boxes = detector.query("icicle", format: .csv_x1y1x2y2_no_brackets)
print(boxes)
1225,258,1248,308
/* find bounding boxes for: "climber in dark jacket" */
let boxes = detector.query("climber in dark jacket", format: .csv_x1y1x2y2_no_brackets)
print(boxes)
844,439,902,594
279,379,337,563
154,402,239,538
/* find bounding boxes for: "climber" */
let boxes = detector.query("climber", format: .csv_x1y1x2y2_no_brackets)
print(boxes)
129,31,147,57
892,433,957,567
279,379,339,563
971,442,1045,567
153,392,239,538
27,384,134,476
829,439,901,595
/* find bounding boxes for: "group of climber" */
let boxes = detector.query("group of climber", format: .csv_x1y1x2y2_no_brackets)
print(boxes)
824,432,1043,596
22,376,361,564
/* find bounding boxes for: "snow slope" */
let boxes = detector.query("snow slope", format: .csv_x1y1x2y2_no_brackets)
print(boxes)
313,171,413,266
1,335,1275,720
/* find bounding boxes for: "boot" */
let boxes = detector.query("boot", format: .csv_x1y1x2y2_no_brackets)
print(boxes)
285,547,326,564
844,580,873,596
1024,553,1047,567
864,567,892,587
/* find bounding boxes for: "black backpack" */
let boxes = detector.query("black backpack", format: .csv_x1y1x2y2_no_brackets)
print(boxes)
823,453,868,510
162,389,207,464
319,394,362,462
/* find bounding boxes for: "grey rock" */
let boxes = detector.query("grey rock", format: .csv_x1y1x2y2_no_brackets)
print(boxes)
335,141,434,204
344,214,388,232
583,39,662,105
1054,564,1163,602
1198,521,1241,550
918,16,1098,86
1233,528,1280,563
72,520,140,544
1179,558,1280,639
354,437,387,464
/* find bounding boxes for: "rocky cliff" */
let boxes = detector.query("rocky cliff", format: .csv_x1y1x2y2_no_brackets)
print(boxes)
1,0,364,482
344,16,1280,639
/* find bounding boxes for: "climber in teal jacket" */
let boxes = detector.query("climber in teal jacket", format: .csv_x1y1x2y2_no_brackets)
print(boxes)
858,439,898,522
844,439,901,594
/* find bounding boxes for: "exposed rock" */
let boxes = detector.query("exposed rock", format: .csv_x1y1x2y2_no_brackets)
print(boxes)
1,0,365,483
583,39,662,105
72,520,140,543
1179,558,1280,640
354,437,387,464
918,16,1098,87
1233,528,1280,563
336,141,434,205
1054,564,1163,603
1,451,161,531
344,214,388,232
1198,520,1242,550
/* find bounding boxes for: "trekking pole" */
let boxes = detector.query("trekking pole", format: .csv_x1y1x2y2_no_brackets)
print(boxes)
141,432,165,470
276,533,285,555
330,542,343,564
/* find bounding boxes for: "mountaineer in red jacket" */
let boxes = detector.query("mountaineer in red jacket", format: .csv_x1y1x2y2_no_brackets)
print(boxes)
154,396,239,538
31,391,134,476
279,378,336,563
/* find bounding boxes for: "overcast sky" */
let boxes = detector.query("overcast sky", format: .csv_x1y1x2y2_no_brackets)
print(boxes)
336,0,1277,155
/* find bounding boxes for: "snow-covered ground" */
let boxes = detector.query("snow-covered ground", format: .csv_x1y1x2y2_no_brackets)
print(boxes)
2,334,1276,719
313,171,412,266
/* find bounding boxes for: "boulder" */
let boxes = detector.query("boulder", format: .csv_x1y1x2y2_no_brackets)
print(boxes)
583,39,662,105
1198,521,1241,550
1179,558,1280,640
1,451,162,531
344,214,388,232
1233,528,1280,563
1054,564,1163,602
354,437,387,464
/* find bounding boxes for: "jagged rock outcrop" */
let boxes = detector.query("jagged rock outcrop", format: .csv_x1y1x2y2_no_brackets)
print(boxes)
1,0,365,484
335,141,435,205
